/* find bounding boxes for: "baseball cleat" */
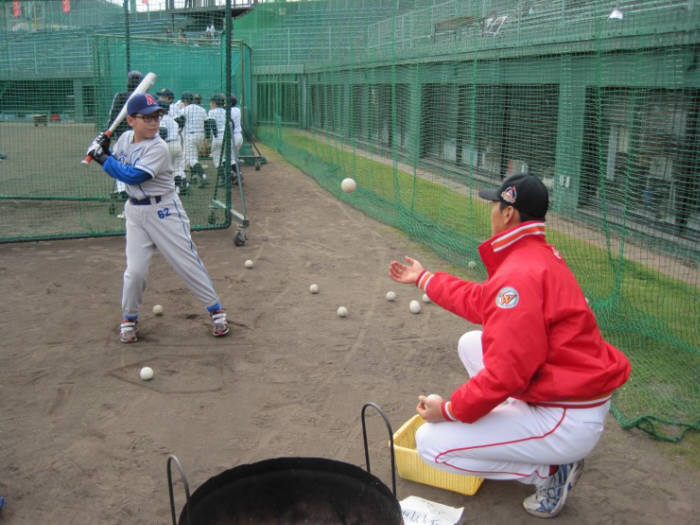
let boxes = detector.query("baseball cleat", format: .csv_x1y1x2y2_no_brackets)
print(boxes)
522,460,584,518
119,319,138,344
210,310,230,337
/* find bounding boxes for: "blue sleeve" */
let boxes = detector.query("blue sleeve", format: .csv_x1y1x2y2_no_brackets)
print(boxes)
102,155,152,184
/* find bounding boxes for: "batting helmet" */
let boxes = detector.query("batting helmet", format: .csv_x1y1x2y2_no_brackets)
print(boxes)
181,91,194,103
127,70,143,90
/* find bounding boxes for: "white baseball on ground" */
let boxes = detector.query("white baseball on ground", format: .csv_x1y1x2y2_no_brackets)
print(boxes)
468,260,477,269
337,306,348,317
385,291,397,301
409,300,422,314
139,366,154,381
152,304,163,315
422,293,430,303
309,283,319,294
341,177,357,193
244,259,254,268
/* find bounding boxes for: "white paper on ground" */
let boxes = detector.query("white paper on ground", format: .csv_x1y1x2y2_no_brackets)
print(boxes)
400,495,464,525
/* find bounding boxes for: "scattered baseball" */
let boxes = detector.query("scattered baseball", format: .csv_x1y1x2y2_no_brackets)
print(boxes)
139,366,154,381
385,291,397,302
152,304,164,316
244,259,254,269
309,283,319,294
422,293,430,303
468,260,477,269
337,306,348,318
341,177,357,194
409,300,422,314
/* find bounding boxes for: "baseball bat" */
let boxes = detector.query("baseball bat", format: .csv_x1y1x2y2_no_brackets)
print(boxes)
82,71,158,165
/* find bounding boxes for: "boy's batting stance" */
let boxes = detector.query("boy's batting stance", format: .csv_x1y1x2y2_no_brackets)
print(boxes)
85,91,230,343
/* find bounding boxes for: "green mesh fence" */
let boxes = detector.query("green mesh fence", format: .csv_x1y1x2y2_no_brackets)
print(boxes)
0,0,698,442
234,0,699,442
0,0,253,242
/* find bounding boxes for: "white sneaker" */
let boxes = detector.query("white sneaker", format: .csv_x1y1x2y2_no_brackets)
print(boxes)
522,460,584,518
119,319,138,343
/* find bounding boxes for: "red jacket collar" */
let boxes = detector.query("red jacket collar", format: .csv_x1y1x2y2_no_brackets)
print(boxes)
478,221,546,275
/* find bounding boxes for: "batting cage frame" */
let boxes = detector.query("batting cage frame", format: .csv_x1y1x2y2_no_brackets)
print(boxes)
0,0,251,245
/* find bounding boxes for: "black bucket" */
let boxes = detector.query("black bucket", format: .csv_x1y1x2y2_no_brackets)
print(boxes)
168,403,402,525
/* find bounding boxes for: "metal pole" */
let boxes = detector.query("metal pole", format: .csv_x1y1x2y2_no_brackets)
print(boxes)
225,0,232,179
123,0,131,73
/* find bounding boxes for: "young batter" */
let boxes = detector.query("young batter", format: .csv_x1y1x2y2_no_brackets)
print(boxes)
389,174,630,519
87,93,230,343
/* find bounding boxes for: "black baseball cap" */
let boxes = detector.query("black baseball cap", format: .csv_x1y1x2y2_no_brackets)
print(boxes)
478,173,549,219
157,87,174,99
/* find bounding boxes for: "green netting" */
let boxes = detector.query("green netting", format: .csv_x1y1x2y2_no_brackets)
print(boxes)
0,1,252,242
234,0,699,441
0,0,698,441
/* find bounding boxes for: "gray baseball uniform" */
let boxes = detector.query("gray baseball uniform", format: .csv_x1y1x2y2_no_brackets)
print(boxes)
112,130,221,318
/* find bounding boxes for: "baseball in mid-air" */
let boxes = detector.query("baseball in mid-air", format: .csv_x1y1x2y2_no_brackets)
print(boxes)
385,291,397,301
244,259,254,268
468,260,477,269
337,306,348,318
309,283,319,294
341,177,357,194
152,304,163,315
139,366,154,381
422,293,430,303
409,300,422,314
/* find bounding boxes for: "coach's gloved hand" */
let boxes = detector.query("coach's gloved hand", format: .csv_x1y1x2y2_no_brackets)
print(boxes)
174,114,185,129
88,146,110,166
93,131,111,151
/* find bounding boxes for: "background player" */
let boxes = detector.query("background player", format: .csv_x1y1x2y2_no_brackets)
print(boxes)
156,98,187,194
86,93,230,342
389,173,630,519
107,70,143,212
230,94,244,184
180,91,208,187
208,93,227,181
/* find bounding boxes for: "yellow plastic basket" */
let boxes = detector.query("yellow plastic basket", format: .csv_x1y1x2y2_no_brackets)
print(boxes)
392,415,484,496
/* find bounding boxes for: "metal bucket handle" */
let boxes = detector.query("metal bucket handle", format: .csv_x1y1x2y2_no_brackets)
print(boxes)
361,401,397,497
167,454,192,525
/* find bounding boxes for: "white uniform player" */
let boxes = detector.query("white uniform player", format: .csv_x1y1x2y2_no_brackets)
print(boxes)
230,94,244,184
159,106,186,192
231,103,243,154
180,91,208,186
208,94,227,168
87,93,230,343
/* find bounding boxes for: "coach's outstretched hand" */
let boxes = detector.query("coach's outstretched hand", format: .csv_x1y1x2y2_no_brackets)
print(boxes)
389,256,425,284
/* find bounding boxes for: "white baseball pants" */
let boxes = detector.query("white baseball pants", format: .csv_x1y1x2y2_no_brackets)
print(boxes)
416,330,610,486
210,134,243,168
183,132,204,168
166,139,185,178
121,192,220,318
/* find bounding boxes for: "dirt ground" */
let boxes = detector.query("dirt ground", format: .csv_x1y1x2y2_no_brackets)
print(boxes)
0,145,697,525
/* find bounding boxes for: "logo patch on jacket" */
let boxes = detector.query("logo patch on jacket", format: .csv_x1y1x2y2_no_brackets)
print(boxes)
496,286,519,309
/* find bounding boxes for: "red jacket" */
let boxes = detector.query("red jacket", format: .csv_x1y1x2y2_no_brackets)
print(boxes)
417,221,631,423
